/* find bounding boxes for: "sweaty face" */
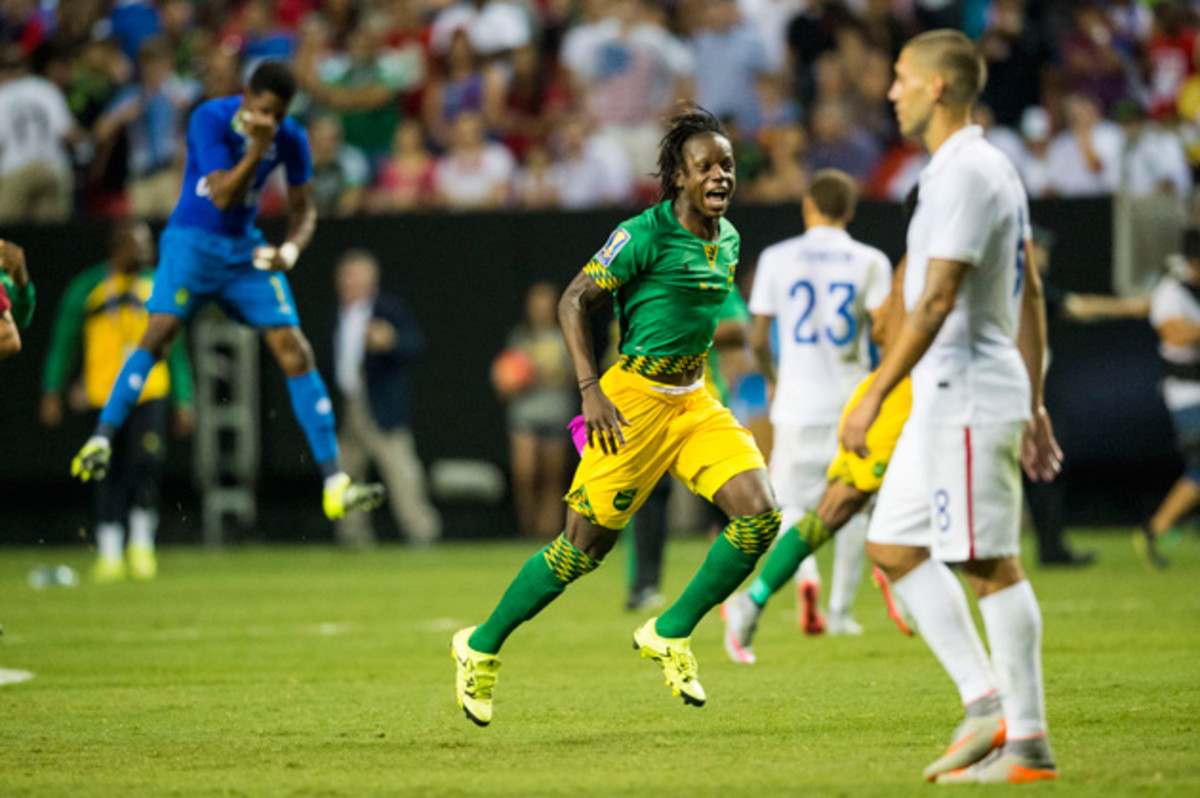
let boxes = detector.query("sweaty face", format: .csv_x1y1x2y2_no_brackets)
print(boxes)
888,48,935,142
675,133,735,218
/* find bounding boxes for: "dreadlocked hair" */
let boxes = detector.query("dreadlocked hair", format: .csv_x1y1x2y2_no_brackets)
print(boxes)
654,104,728,202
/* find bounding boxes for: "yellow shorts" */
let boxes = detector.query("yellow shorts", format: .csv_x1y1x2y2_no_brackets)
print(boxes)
566,364,767,530
826,372,913,494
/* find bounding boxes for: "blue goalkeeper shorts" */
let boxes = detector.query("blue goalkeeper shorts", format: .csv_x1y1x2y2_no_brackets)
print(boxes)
146,225,299,328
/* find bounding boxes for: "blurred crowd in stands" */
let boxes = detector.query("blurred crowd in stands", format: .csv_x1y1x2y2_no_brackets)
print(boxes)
0,0,1197,223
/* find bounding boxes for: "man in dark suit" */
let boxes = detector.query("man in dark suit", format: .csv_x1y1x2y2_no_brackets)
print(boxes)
332,249,441,546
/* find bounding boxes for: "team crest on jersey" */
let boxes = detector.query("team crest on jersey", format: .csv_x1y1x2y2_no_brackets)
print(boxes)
174,289,189,307
595,228,631,267
703,243,718,269
613,488,638,511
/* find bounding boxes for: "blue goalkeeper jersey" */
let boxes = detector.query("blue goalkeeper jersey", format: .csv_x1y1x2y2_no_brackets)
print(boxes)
168,96,312,239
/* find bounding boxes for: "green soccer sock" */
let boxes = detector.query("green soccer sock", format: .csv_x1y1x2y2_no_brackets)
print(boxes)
655,509,780,639
747,510,831,608
469,533,599,654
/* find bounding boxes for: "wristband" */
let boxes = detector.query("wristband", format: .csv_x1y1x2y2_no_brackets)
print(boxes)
578,378,599,392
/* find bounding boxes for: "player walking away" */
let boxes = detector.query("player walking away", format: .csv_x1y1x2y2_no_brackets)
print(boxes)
42,220,194,582
739,169,894,642
0,238,34,360
840,31,1062,784
1140,227,1200,569
723,252,914,663
453,106,781,726
70,61,384,520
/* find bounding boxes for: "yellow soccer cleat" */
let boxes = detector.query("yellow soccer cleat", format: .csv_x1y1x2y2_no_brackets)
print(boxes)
71,437,111,483
632,617,706,707
923,713,1006,781
127,545,158,581
322,473,386,520
92,556,126,584
452,627,501,726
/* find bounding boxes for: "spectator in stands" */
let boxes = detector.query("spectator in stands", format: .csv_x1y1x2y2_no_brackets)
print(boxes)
511,143,559,209
0,46,78,223
106,0,160,63
381,0,432,119
309,115,370,217
736,0,804,72
52,0,108,56
1146,3,1200,121
237,0,297,65
860,0,913,60
422,28,504,150
159,0,207,81
847,46,896,143
1057,1,1129,114
748,120,807,203
332,249,442,547
1046,93,1123,196
979,0,1052,128
199,46,242,104
1115,99,1192,197
752,72,800,139
309,22,419,166
690,0,770,133
807,99,879,184
562,0,693,191
497,43,568,162
371,118,436,212
549,113,633,209
93,38,199,219
430,0,532,62
495,281,574,540
785,0,848,109
433,110,515,209
1015,105,1054,198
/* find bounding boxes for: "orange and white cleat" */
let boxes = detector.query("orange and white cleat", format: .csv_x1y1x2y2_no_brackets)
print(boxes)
796,580,825,636
923,713,1006,781
936,748,1057,785
872,565,914,636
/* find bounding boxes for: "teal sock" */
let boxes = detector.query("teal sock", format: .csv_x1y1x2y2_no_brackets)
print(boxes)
469,533,599,654
655,509,780,639
749,510,831,608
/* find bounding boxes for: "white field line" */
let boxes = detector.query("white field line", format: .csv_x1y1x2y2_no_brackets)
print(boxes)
0,668,34,686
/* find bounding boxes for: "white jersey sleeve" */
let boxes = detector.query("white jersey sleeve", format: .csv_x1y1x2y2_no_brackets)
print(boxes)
921,165,995,267
748,248,778,316
863,247,892,312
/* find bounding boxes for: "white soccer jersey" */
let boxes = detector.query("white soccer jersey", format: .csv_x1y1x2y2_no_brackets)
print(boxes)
1150,276,1200,410
0,75,72,175
904,125,1032,425
749,225,892,425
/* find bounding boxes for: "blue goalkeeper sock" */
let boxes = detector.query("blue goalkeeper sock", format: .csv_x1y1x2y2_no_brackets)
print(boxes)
96,348,157,439
286,370,340,478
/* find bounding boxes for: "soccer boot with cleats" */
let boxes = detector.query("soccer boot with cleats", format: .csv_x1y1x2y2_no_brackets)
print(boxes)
452,627,501,726
632,617,706,706
720,590,761,664
826,612,863,636
797,579,825,636
323,473,386,520
127,545,158,581
92,556,126,584
923,711,1006,781
871,565,914,636
1132,523,1168,570
936,736,1057,785
72,437,111,483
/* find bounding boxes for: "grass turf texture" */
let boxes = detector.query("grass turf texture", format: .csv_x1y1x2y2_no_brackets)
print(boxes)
0,530,1196,796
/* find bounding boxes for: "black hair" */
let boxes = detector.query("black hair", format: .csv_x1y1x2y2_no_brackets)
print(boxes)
654,104,728,202
248,60,298,104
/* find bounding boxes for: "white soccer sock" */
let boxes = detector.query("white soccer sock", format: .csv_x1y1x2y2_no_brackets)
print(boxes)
979,579,1048,740
96,523,124,561
893,559,997,705
128,507,158,550
828,513,867,617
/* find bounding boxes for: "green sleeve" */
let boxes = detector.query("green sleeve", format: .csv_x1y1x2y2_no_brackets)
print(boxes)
166,325,194,408
583,219,646,291
0,272,34,330
42,269,97,394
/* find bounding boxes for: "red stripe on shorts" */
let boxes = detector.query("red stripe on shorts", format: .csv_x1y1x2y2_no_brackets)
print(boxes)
964,426,975,560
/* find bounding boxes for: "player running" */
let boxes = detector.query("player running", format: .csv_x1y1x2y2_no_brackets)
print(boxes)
732,169,894,643
453,106,780,726
723,246,913,663
841,31,1061,783
70,61,383,519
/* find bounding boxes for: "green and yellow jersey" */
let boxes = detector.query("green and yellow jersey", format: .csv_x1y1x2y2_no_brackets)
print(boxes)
0,271,35,330
43,263,193,409
705,287,750,405
584,201,740,378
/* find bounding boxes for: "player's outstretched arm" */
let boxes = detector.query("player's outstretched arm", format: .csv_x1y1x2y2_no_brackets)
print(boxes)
1017,239,1063,482
841,257,967,457
559,270,629,455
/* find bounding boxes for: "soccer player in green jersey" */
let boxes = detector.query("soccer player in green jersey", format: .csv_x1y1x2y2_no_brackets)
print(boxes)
453,106,780,726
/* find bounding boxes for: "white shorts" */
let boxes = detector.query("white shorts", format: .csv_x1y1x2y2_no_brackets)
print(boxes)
867,421,1024,562
769,423,839,511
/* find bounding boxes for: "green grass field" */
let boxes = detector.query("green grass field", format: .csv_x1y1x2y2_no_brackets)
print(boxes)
1,530,1197,796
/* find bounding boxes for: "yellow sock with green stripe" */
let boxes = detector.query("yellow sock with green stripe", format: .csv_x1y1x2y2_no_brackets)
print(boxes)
468,533,599,654
655,509,780,639
748,510,832,607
